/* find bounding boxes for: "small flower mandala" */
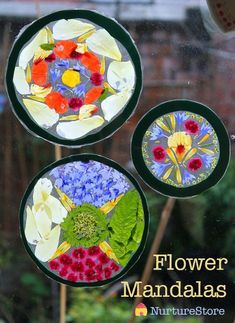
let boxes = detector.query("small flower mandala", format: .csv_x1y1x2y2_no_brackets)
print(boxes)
142,111,220,188
21,157,147,286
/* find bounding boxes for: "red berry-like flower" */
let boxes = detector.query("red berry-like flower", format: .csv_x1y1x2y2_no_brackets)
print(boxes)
95,263,103,273
59,266,69,278
90,72,104,86
188,158,203,172
59,254,73,266
110,262,120,272
87,246,100,257
70,51,83,60
71,261,84,273
184,120,199,135
85,258,95,268
85,269,96,282
72,248,87,260
96,274,103,281
45,52,56,63
67,273,78,282
104,267,112,279
79,273,84,281
98,253,110,265
69,98,83,111
152,146,166,162
49,260,60,271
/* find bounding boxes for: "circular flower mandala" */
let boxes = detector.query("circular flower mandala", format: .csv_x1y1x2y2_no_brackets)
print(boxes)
20,155,148,286
6,10,142,146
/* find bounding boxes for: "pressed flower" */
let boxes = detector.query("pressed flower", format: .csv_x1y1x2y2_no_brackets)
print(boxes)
79,273,84,281
110,261,120,272
152,146,166,162
53,19,94,40
101,91,131,122
79,105,98,120
30,84,52,98
85,268,96,282
67,273,78,282
72,247,87,259
85,258,95,268
188,158,203,172
184,120,199,135
104,267,112,279
71,261,84,272
45,92,68,114
13,67,30,95
96,274,103,281
70,51,83,60
81,52,101,73
59,266,69,277
45,52,56,62
90,72,104,86
84,87,104,104
59,254,73,266
95,263,103,273
49,260,60,271
54,40,77,59
98,253,110,265
32,60,48,86
87,246,100,257
69,98,83,111
61,204,109,248
107,61,134,91
168,132,192,163
62,70,81,88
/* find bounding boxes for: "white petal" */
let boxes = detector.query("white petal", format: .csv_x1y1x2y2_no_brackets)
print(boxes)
53,19,95,40
19,28,48,69
13,67,30,94
46,195,67,224
33,178,53,204
23,99,59,129
107,61,135,91
56,116,105,139
86,29,121,61
33,205,52,240
25,206,40,245
35,225,61,262
101,91,131,122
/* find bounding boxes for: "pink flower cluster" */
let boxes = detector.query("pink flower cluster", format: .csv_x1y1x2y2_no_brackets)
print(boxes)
48,246,121,283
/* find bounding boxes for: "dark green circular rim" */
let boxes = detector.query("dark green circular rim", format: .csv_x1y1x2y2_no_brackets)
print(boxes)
5,9,143,147
131,99,231,198
19,154,149,287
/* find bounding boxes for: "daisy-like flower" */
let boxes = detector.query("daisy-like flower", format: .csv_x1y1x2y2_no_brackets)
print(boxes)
59,254,73,266
49,260,60,271
72,248,87,259
59,266,69,278
188,158,203,172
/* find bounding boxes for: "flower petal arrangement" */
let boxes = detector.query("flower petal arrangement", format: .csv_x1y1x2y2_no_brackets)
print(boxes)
20,155,148,286
6,10,142,146
132,100,230,198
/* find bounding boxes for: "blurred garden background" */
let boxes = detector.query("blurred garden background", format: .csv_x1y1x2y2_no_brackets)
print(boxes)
0,0,235,322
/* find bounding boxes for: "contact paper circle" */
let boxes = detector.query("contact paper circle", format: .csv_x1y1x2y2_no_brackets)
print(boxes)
131,100,230,198
20,154,149,286
6,10,142,147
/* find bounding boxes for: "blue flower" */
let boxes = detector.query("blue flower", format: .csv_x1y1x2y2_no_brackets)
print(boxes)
199,154,214,169
151,162,170,177
199,123,213,137
55,60,70,69
182,170,196,185
50,161,130,207
73,63,87,77
150,126,164,140
50,69,61,84
175,112,189,129
73,83,87,97
56,84,71,94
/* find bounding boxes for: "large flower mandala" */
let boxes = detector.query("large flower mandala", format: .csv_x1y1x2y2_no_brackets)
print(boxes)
142,111,220,188
21,157,148,286
7,10,142,145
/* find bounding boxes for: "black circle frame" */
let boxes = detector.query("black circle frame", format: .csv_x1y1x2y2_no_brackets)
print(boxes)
131,100,231,198
19,154,149,287
5,10,143,147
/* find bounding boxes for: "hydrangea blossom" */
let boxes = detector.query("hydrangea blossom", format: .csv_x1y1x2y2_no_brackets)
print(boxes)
50,161,130,207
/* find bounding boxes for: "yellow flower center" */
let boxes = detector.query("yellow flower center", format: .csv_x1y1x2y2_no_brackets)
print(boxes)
62,69,81,88
168,132,192,162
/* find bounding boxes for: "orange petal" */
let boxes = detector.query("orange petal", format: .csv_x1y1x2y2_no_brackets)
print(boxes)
54,40,77,59
84,88,104,104
32,60,48,86
80,52,101,73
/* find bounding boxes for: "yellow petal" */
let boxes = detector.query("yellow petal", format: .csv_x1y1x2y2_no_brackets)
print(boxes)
13,67,30,94
99,241,119,263
100,194,124,214
198,134,210,145
77,28,96,42
199,148,215,155
75,43,88,54
26,64,31,83
162,166,174,180
62,70,80,88
53,19,95,40
169,114,176,130
27,96,45,103
34,47,52,61
55,186,76,212
30,84,52,98
100,56,105,75
79,105,98,120
104,82,116,94
59,115,80,121
183,148,198,163
86,29,122,61
176,167,182,184
46,26,54,44
166,148,178,166
156,119,171,133
49,241,71,261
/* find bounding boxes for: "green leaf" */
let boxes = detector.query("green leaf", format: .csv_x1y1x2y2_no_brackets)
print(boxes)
40,43,55,50
98,88,109,102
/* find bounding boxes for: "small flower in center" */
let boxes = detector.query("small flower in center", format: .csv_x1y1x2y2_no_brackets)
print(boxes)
73,213,97,239
69,98,83,111
168,132,192,162
90,72,104,86
176,144,185,155
152,146,166,162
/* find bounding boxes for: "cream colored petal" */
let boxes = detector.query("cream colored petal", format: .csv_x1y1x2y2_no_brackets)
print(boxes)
46,195,67,224
30,84,52,98
53,19,95,40
19,28,48,69
101,91,131,122
33,205,52,240
35,225,61,262
107,61,135,91
86,29,121,61
56,116,104,139
33,178,53,204
25,206,41,245
23,99,59,129
13,67,30,94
